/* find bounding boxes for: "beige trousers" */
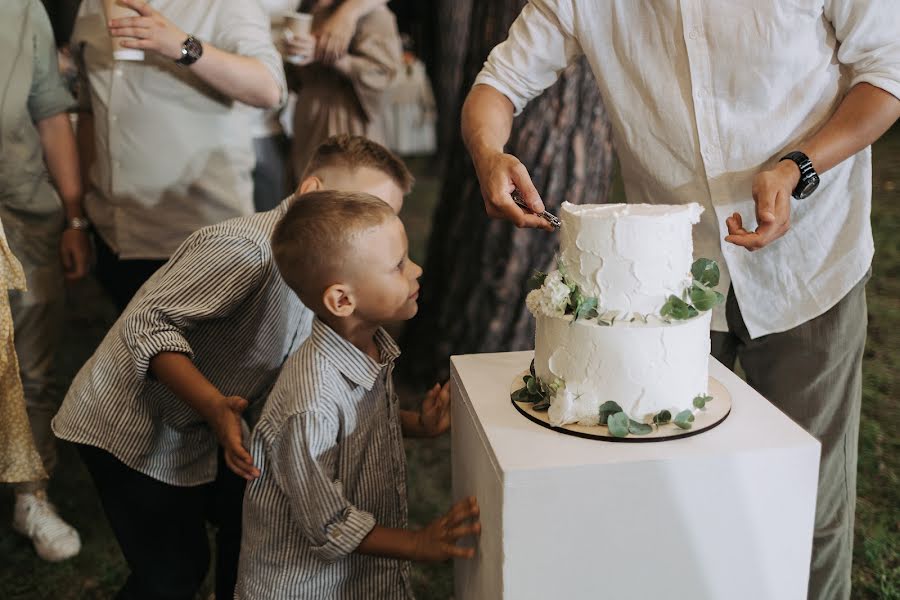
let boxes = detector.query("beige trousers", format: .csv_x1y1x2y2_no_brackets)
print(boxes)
712,270,869,600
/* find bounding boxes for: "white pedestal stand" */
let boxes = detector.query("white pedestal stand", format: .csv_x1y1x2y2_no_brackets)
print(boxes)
451,351,820,600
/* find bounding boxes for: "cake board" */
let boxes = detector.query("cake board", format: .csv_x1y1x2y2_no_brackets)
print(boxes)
509,372,731,442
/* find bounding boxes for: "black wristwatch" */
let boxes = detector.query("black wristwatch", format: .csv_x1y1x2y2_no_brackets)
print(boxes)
779,151,820,199
175,35,203,66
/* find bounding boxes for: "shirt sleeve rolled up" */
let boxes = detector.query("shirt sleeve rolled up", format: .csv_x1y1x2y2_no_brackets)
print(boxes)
27,0,75,122
473,0,583,116
214,0,288,107
825,0,900,100
120,234,266,380
271,411,377,563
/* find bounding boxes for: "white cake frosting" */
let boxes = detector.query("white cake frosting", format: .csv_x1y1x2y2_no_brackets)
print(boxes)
558,202,703,317
527,202,713,426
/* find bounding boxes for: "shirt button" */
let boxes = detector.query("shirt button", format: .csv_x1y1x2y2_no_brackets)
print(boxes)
332,526,343,538
689,29,701,40
114,67,123,76
110,114,118,122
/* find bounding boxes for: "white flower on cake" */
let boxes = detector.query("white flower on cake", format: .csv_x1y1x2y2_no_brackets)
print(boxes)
547,387,601,427
526,271,571,316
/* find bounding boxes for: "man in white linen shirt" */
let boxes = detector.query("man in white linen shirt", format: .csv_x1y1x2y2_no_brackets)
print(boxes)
72,0,286,309
461,1,900,598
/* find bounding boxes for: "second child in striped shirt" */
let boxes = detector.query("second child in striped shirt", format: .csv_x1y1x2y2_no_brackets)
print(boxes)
236,191,481,599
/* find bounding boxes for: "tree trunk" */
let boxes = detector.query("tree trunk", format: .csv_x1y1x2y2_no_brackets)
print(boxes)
398,0,615,388
433,0,474,156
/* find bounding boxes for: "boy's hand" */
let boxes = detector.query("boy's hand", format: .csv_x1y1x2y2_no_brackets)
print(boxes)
419,382,451,437
207,395,260,480
413,496,480,562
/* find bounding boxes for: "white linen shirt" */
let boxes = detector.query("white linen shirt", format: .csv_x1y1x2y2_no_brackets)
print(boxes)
72,0,287,259
475,0,900,338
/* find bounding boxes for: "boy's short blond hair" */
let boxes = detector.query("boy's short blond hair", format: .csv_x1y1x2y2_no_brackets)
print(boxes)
302,134,415,194
272,190,396,307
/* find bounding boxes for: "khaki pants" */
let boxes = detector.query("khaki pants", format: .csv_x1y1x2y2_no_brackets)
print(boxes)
712,271,869,600
1,207,65,493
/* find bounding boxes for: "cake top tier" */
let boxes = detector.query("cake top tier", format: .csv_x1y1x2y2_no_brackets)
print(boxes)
558,202,703,316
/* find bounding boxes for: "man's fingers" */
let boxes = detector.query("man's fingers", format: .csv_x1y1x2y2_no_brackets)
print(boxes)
510,163,543,212
119,0,154,17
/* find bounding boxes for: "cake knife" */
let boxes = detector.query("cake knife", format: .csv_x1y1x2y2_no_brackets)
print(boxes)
510,189,561,230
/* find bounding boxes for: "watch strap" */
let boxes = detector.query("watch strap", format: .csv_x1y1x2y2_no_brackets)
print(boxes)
176,35,202,66
779,151,818,199
67,216,91,231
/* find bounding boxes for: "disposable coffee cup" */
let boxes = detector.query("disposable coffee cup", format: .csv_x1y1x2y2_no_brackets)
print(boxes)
283,12,313,65
102,0,145,61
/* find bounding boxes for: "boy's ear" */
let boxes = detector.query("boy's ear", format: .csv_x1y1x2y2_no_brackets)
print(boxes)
297,176,323,195
321,283,356,318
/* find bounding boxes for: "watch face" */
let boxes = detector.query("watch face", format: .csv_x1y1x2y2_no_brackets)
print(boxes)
797,173,820,199
185,37,203,60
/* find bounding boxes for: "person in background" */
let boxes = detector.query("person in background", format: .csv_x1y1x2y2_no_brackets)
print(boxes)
0,0,91,563
72,0,286,310
286,0,402,177
250,0,388,212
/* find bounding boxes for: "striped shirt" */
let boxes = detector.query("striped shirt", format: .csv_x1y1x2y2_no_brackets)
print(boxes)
51,198,313,486
236,318,414,600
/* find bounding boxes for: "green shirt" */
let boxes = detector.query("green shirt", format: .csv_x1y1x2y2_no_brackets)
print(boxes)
0,0,75,216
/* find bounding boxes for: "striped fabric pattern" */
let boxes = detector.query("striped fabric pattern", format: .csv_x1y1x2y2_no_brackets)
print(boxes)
51,198,313,486
236,318,414,600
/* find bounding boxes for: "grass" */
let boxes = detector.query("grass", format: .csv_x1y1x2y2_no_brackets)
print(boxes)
0,135,897,598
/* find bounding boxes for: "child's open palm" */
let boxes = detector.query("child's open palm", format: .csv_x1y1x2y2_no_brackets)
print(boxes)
419,382,451,437
413,496,481,561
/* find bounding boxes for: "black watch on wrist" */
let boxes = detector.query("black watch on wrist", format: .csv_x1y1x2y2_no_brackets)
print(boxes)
779,151,820,199
175,35,203,66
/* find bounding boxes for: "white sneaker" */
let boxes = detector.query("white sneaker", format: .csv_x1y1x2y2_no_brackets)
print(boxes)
12,490,82,561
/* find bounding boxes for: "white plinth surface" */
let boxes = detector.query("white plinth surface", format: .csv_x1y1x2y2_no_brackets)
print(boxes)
451,351,820,600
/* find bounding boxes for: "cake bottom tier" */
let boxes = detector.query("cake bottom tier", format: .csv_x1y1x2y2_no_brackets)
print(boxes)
534,311,712,425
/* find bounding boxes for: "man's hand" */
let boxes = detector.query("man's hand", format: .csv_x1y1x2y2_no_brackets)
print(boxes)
108,0,188,61
412,496,481,562
473,151,554,231
59,229,91,281
725,160,798,251
282,31,317,67
205,395,260,481
419,382,451,437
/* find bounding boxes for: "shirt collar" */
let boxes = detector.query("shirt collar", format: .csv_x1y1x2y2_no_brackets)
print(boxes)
310,318,400,391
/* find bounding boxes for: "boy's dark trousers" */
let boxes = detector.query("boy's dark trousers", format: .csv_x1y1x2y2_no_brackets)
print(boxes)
77,443,246,600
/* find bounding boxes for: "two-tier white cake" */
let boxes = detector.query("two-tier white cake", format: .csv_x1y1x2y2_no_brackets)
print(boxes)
523,202,721,430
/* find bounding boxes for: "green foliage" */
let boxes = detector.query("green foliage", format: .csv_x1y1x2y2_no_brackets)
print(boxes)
693,394,713,410
598,401,623,425
527,270,548,291
674,410,695,430
532,398,551,411
691,258,720,288
573,296,600,321
628,419,653,435
653,410,672,425
607,412,630,437
661,295,699,320
689,281,724,312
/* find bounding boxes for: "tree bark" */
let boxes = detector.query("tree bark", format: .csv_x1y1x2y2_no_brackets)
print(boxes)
399,1,615,388
433,0,474,156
